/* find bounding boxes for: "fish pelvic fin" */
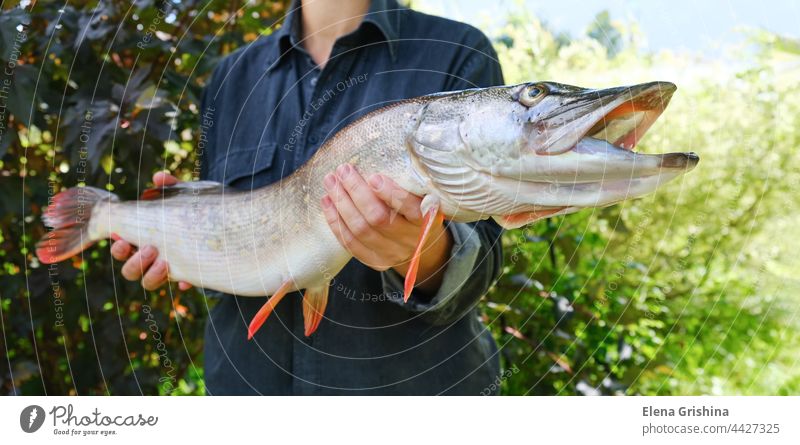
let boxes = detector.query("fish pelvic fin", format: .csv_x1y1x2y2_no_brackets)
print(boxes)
493,207,573,230
403,196,443,302
35,186,119,264
302,283,330,337
247,280,293,340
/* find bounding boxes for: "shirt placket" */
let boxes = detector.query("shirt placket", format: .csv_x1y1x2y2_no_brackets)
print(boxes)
294,44,361,166
291,43,360,395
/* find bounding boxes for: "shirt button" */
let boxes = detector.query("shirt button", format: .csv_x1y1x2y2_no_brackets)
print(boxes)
310,76,318,87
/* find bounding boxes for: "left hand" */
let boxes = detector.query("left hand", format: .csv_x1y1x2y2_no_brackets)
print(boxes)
111,171,193,291
321,163,453,295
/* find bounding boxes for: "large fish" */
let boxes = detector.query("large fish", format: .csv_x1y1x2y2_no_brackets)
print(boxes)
36,81,698,339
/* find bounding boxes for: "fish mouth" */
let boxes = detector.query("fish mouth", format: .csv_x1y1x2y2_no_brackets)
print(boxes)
574,81,699,170
529,81,698,170
585,81,675,150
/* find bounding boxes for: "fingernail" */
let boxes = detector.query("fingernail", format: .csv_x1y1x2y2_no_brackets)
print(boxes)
368,174,383,190
337,164,351,178
321,196,332,208
141,246,157,260
324,173,336,188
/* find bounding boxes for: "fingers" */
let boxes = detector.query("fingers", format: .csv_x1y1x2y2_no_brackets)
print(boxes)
367,173,423,223
323,171,391,247
321,195,388,270
121,245,170,290
114,240,186,291
322,164,431,270
110,239,134,261
153,171,179,187
141,259,169,291
335,164,392,227
121,245,158,282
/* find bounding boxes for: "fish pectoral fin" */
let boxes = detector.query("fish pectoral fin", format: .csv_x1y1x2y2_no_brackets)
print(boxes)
302,283,330,337
493,207,573,230
140,180,230,200
403,195,443,302
247,280,293,340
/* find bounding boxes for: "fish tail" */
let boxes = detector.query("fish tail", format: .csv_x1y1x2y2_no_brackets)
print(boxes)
36,186,118,264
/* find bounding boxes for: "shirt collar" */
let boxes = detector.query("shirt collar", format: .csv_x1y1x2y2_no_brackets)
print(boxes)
269,0,401,71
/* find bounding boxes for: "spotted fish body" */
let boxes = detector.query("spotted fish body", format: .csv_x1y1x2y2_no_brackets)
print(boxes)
37,81,699,338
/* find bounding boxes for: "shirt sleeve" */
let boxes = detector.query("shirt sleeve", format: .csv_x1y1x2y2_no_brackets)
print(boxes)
380,32,505,325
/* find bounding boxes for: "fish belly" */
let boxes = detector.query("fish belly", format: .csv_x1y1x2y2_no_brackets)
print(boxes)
92,198,350,297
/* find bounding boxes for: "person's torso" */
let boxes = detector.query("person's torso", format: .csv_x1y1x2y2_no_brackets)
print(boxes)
200,3,502,395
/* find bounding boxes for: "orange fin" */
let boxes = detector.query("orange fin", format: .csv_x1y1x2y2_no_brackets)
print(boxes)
403,201,443,302
492,207,571,230
140,187,164,200
302,283,330,337
247,280,292,340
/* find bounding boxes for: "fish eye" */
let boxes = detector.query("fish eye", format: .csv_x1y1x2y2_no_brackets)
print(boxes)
520,84,547,106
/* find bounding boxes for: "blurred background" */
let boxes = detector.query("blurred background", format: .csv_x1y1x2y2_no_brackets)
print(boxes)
0,0,798,395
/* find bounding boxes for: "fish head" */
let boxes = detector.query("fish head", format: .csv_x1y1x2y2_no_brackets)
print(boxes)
518,80,677,154
410,81,699,225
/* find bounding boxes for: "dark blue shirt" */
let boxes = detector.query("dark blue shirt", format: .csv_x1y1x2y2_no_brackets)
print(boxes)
199,0,505,395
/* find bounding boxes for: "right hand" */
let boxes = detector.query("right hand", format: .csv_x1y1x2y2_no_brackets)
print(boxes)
110,171,192,291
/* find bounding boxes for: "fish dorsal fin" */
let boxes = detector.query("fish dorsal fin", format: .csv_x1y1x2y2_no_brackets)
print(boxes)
140,181,229,200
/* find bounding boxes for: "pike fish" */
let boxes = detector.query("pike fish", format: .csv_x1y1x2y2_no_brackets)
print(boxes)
36,81,699,339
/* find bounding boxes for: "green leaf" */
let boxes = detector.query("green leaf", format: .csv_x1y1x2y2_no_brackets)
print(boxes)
6,64,38,127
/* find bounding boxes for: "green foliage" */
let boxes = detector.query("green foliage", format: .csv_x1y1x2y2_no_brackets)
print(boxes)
2,2,797,395
587,11,623,58
489,12,800,395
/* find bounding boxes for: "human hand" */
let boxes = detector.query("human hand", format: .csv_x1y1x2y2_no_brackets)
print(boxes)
110,171,192,291
321,163,452,294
